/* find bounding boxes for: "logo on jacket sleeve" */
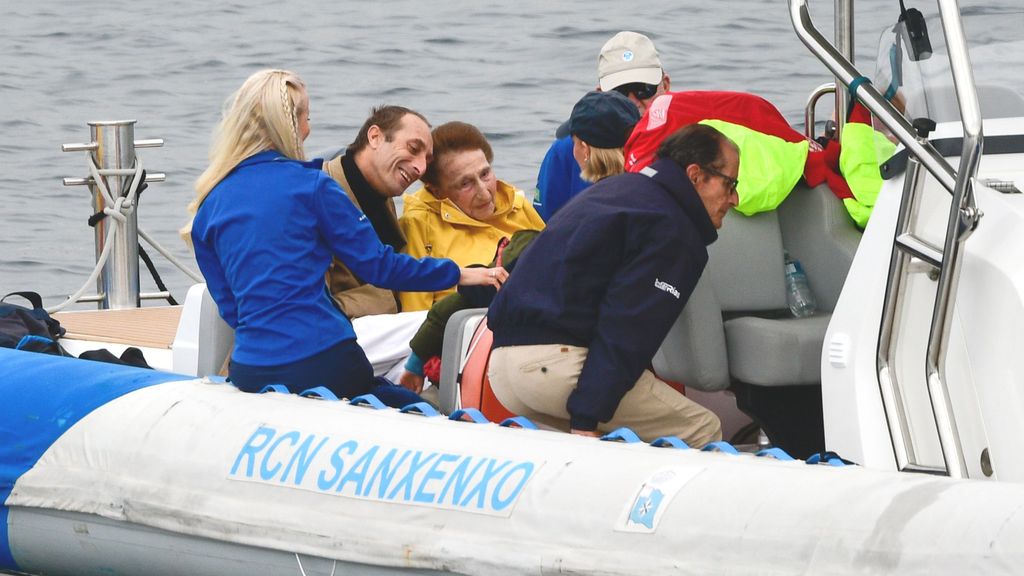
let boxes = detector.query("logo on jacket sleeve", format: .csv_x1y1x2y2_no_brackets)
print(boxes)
654,278,680,299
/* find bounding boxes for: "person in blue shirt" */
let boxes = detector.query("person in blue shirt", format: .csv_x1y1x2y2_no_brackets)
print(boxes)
533,31,672,220
182,69,507,406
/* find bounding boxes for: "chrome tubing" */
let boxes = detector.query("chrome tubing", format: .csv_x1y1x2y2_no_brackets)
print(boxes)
789,0,956,193
63,173,166,187
921,0,985,480
876,155,926,469
89,120,141,309
804,82,836,140
834,0,854,139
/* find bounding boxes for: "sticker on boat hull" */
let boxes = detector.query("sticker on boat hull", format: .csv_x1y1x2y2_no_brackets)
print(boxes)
228,425,541,517
616,467,704,533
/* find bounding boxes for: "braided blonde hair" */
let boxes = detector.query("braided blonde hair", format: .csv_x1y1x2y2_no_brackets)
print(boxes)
181,69,307,242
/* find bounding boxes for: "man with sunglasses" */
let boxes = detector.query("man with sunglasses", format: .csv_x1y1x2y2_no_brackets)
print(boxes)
597,31,671,117
533,31,671,221
488,123,739,446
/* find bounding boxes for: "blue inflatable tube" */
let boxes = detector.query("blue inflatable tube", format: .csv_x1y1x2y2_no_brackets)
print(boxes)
0,348,187,571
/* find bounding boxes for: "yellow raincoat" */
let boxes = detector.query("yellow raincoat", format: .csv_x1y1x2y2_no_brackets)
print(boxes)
398,180,545,311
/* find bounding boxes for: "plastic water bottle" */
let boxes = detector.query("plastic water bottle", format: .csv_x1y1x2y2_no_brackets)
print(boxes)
784,252,817,318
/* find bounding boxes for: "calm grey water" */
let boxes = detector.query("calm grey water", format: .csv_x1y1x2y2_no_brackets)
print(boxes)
1,0,1021,307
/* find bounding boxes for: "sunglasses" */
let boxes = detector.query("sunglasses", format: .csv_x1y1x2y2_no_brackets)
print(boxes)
612,81,660,101
702,165,740,193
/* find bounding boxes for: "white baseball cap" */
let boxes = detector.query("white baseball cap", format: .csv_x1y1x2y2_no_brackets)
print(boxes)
597,31,663,92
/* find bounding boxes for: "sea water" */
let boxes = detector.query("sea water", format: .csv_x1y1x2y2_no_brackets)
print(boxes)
0,0,1021,306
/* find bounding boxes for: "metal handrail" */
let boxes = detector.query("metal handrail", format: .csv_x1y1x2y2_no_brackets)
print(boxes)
789,0,984,478
789,0,956,194
921,0,985,479
877,152,929,471
804,82,836,141
833,0,854,140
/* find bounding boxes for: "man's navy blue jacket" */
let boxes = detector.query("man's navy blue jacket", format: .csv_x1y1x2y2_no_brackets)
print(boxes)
488,158,718,430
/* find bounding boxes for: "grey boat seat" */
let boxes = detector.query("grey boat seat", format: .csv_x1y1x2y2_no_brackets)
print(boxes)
725,314,832,386
437,307,490,415
653,182,861,456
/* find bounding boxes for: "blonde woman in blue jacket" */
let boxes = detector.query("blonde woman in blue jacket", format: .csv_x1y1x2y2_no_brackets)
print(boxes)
183,69,506,405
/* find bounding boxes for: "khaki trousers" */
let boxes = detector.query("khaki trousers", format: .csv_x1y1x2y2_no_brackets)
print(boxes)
488,345,722,447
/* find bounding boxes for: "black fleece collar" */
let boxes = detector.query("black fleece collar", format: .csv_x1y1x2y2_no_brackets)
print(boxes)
340,153,405,250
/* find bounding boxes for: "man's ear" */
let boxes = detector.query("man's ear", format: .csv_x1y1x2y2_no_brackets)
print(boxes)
661,73,671,92
366,125,383,149
685,162,702,184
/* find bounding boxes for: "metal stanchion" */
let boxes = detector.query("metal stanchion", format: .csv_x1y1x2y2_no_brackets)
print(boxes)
62,120,164,309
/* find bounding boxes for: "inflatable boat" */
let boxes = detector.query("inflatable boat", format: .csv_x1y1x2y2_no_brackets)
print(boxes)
4,0,1024,573
5,348,1024,576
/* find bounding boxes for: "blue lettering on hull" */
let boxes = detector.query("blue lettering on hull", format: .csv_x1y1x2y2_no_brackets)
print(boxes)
228,426,540,517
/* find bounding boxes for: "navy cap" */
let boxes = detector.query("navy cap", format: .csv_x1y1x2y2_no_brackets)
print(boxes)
555,119,571,139
566,91,641,148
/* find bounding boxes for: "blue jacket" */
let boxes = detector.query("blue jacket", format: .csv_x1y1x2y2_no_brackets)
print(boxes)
533,136,590,221
192,150,459,366
489,158,718,430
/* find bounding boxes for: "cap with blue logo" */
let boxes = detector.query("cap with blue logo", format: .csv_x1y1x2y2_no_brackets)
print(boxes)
597,31,663,92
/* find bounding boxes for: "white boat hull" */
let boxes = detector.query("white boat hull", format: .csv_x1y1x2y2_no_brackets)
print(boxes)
3,349,1024,575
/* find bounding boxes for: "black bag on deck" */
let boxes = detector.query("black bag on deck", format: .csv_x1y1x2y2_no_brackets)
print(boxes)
0,291,66,350
1,292,153,367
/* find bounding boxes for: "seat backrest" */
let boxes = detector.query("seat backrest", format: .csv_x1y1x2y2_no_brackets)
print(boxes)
171,283,234,377
651,272,730,391
438,307,488,414
653,207,788,391
654,183,861,390
458,318,516,423
705,182,861,315
777,183,861,312
438,309,517,421
707,209,788,313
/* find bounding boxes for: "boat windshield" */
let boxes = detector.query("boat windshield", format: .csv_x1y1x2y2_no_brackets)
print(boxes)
870,4,1024,126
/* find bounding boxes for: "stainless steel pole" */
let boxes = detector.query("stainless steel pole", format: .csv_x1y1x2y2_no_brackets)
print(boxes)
834,0,854,139
89,120,140,309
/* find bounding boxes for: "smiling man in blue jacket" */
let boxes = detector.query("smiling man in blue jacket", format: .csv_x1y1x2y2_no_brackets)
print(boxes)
487,123,738,446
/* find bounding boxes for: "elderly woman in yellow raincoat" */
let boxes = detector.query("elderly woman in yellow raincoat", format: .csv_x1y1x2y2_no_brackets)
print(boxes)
398,121,545,311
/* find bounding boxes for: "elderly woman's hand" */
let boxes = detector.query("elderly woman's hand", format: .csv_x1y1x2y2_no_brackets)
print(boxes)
459,266,508,289
398,370,425,394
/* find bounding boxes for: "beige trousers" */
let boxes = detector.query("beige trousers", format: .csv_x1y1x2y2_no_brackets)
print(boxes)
488,345,722,447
